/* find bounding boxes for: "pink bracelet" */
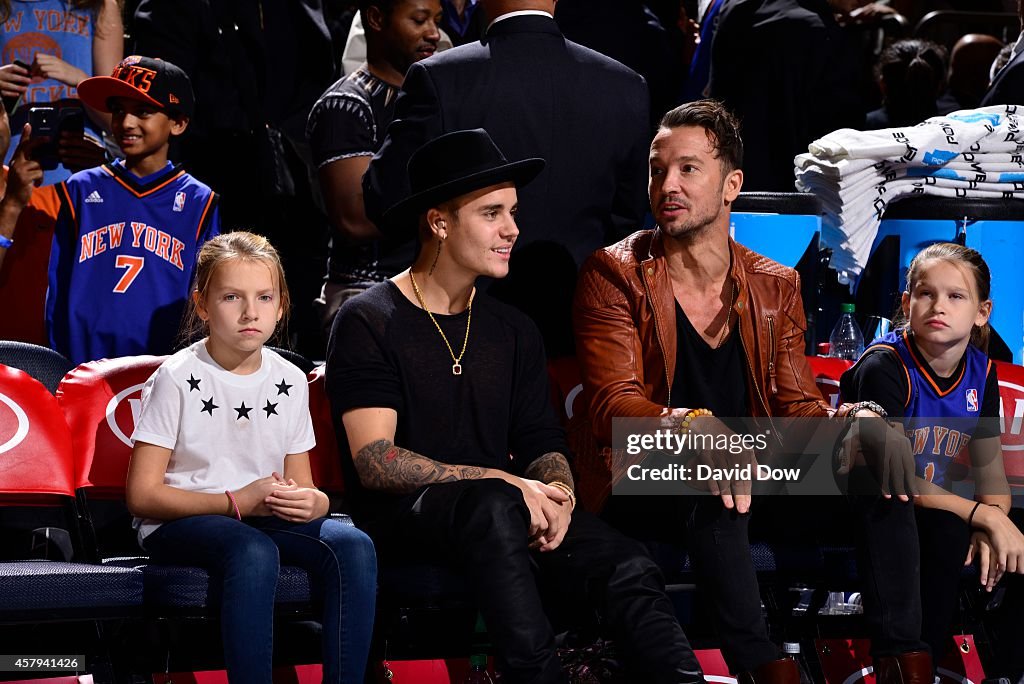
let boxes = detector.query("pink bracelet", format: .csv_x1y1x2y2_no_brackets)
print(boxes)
225,490,241,520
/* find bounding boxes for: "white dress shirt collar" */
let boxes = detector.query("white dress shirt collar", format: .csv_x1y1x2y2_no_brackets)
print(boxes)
487,10,554,33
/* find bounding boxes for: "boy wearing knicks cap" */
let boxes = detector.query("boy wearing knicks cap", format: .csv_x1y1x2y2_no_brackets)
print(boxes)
44,56,220,364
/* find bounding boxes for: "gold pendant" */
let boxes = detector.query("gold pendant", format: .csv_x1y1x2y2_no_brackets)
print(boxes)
452,362,462,376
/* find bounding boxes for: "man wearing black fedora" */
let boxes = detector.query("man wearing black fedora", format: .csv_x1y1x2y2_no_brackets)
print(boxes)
326,128,704,684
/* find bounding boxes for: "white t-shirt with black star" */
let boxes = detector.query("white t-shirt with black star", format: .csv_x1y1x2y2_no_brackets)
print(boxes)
131,339,316,542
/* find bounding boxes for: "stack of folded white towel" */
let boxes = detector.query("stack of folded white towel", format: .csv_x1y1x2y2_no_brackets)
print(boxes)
794,105,1024,284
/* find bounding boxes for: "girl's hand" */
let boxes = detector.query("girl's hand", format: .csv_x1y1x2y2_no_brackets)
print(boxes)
265,480,327,523
233,475,282,516
965,530,1001,591
31,54,88,87
839,414,918,501
974,505,1024,585
0,63,31,98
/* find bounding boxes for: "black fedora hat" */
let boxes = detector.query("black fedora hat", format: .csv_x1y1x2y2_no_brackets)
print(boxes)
383,128,545,231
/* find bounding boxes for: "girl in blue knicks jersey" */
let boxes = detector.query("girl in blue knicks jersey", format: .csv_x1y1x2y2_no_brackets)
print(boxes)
840,243,1024,680
126,232,376,684
44,56,219,364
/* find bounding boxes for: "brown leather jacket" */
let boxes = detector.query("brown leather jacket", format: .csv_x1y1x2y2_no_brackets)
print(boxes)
573,229,849,453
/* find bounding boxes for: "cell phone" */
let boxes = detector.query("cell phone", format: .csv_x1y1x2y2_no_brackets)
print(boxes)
27,106,59,170
29,104,86,170
58,106,84,135
12,59,30,73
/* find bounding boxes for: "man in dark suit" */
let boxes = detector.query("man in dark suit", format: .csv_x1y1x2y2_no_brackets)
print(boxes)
362,0,651,269
980,1,1024,107
708,0,865,192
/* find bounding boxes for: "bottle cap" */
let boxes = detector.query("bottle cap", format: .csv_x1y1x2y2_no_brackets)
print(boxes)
783,641,801,654
470,654,488,668
841,303,856,313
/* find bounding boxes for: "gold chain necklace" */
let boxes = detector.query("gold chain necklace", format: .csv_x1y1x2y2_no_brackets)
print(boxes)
715,278,736,350
410,271,473,376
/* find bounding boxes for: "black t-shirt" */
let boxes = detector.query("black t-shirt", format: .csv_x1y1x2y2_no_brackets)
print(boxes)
840,340,1000,440
670,302,750,417
326,281,568,520
307,67,416,286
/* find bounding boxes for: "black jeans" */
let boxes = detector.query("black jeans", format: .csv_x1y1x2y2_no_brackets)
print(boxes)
603,495,780,673
851,489,1024,673
364,479,703,684
987,507,1024,680
851,495,972,659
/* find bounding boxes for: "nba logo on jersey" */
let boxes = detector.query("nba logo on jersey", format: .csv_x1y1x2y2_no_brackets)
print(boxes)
966,388,979,412
173,192,186,213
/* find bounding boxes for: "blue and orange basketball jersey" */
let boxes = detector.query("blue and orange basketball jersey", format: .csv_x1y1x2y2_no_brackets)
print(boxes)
865,330,990,488
46,161,220,364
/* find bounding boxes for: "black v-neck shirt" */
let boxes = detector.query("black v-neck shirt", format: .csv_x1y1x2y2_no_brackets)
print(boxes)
670,301,751,417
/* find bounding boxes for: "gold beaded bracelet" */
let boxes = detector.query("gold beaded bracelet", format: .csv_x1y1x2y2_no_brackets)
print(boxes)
678,407,713,434
547,481,576,510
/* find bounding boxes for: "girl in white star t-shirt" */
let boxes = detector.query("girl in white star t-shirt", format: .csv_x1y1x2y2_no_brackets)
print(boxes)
127,232,376,684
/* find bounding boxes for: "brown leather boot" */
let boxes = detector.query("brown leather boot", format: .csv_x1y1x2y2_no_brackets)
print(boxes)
737,658,800,684
874,650,934,684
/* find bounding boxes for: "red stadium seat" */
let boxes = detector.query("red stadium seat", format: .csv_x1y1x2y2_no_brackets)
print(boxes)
0,364,76,501
546,356,584,425
307,365,345,496
57,356,166,495
804,355,853,409
0,363,143,622
993,360,1024,485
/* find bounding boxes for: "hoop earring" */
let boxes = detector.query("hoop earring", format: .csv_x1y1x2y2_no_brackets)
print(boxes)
429,238,443,276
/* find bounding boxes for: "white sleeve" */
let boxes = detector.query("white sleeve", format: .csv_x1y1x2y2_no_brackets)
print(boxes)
131,365,182,450
287,373,316,455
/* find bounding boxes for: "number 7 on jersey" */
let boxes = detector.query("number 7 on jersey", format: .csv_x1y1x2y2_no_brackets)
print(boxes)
113,255,145,293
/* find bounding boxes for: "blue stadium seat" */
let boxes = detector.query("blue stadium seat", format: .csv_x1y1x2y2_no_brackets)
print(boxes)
731,193,826,350
731,192,822,269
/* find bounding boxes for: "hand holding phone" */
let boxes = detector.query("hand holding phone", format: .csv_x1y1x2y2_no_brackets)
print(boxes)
0,60,31,99
58,131,105,172
28,105,85,171
5,123,44,204
27,106,57,170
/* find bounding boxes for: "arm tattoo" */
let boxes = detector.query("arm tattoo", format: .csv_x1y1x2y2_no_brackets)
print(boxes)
354,439,488,493
523,452,574,490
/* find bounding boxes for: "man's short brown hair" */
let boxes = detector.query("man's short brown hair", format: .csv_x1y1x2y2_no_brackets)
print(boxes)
659,100,744,172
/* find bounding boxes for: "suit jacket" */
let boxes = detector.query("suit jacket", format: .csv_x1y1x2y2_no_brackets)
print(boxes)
362,14,650,267
708,0,863,192
980,44,1024,108
133,0,335,141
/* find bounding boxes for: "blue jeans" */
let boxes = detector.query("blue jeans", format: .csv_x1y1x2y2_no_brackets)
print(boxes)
145,514,377,684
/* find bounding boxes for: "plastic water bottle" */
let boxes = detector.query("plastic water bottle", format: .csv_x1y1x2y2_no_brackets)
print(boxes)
829,303,864,361
464,654,494,683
